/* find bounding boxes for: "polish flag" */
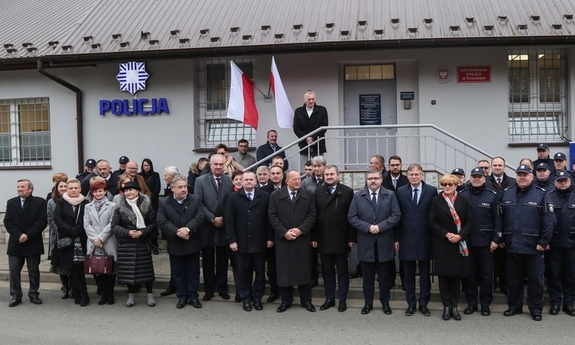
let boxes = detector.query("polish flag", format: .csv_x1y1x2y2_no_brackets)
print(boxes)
270,57,294,129
227,61,259,129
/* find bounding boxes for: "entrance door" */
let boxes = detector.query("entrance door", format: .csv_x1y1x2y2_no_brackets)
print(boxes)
344,79,397,170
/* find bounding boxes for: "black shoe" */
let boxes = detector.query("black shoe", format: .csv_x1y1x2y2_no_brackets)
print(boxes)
550,305,560,315
302,302,316,312
277,303,291,312
242,301,252,311
464,305,478,315
338,301,347,312
504,308,523,316
267,294,279,303
361,304,373,315
253,301,263,310
451,307,461,321
189,299,202,308
219,292,230,300
235,295,241,303
203,293,213,301
61,285,70,299
8,298,21,307
418,305,430,316
177,299,187,309
481,306,491,316
383,304,392,315
80,292,90,307
442,307,451,321
532,313,542,321
29,296,42,305
563,305,575,316
98,295,108,305
405,305,416,316
349,270,362,279
160,285,176,297
320,299,335,311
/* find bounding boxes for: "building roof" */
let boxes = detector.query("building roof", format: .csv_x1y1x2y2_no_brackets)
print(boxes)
1,0,574,69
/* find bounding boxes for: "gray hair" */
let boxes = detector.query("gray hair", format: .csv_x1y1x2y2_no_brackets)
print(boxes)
407,163,423,173
170,174,187,187
17,179,33,190
164,166,180,176
256,166,270,174
311,155,326,166
210,154,225,163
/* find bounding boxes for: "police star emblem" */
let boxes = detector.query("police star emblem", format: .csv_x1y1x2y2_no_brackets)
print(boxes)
116,62,150,95
548,203,554,213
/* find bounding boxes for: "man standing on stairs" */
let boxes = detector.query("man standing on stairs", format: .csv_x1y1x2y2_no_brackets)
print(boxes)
293,90,329,167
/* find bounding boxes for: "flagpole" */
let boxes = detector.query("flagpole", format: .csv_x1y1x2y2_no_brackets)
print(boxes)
254,83,271,99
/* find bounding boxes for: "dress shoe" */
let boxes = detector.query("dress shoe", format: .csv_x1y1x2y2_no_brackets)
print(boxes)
361,304,373,315
302,302,316,312
338,301,347,312
242,301,252,311
532,313,542,321
442,307,451,321
451,307,461,321
219,292,230,300
481,306,491,316
8,298,21,307
253,301,263,310
418,305,431,316
177,299,187,309
405,305,416,316
277,303,291,312
563,305,575,316
464,305,478,315
550,305,560,315
29,296,42,305
320,299,335,311
504,308,523,316
267,294,279,303
383,304,392,315
160,285,176,297
202,293,213,301
349,269,362,279
235,295,241,303
189,299,202,309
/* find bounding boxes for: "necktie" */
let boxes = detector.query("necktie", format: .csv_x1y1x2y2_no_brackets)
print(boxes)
291,192,296,201
317,178,322,187
497,177,502,187
272,145,277,152
20,198,25,209
393,178,397,189
413,188,419,206
371,192,377,214
246,192,252,201
216,177,221,190
329,186,335,195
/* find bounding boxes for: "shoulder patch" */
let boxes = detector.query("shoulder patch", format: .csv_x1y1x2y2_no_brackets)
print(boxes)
548,203,554,213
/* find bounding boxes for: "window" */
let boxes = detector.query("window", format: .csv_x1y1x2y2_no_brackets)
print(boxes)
508,50,567,142
345,64,395,81
197,58,256,149
0,98,51,167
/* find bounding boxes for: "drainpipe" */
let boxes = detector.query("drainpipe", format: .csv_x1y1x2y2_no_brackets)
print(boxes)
37,60,84,173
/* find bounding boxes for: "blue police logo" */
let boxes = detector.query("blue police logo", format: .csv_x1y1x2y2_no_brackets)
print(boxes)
116,62,150,95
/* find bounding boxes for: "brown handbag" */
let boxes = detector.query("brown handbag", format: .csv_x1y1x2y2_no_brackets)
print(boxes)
84,247,114,275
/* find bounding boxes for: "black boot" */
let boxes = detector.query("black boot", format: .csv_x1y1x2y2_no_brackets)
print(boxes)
96,276,108,305
442,306,451,321
80,289,90,307
60,275,70,299
73,286,81,305
107,275,116,305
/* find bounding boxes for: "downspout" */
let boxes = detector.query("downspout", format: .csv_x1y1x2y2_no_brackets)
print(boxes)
37,60,84,173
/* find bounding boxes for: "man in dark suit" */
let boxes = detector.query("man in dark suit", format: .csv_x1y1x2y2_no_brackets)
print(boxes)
395,163,438,316
268,170,317,313
4,179,47,307
194,154,234,301
156,175,206,309
348,168,401,315
313,165,355,312
226,171,273,311
256,129,289,171
81,159,119,196
293,90,329,163
159,165,181,297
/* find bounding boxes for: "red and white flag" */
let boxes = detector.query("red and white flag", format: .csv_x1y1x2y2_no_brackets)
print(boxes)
270,56,293,128
227,61,259,129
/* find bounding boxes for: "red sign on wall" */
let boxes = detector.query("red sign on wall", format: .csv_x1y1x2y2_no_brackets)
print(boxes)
457,65,491,83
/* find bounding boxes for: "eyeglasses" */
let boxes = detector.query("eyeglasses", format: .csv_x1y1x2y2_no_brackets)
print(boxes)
441,183,455,187
366,177,381,181
389,164,401,167
479,166,489,170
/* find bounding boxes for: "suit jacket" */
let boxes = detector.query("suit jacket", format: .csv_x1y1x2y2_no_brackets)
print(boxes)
84,199,118,260
225,189,272,254
194,172,233,247
157,193,207,255
256,141,289,171
4,194,47,257
395,182,438,261
268,186,317,286
259,182,285,195
293,104,329,155
313,183,355,254
486,173,516,195
302,174,326,194
382,173,409,192
348,187,401,263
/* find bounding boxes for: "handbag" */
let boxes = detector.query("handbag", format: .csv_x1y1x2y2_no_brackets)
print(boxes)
84,247,114,275
56,237,73,249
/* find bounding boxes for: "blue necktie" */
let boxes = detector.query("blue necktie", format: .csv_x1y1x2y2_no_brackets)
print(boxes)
371,192,377,215
247,192,252,201
412,188,419,207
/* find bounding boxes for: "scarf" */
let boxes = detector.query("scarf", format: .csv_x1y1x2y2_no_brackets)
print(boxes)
126,196,146,229
442,192,469,257
63,192,85,206
93,198,106,213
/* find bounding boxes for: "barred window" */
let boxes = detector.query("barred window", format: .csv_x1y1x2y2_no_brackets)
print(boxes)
508,49,567,142
197,58,256,149
0,98,51,167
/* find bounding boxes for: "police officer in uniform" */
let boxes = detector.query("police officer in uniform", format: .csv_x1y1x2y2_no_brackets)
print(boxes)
546,170,575,316
534,162,555,192
460,168,501,316
499,165,554,321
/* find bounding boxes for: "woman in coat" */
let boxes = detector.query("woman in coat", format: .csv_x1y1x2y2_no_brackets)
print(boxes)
112,181,157,307
84,180,118,305
429,174,472,321
139,158,161,212
53,178,90,306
